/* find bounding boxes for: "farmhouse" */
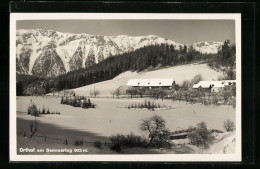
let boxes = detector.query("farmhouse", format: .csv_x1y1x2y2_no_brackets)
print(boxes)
127,79,176,89
192,80,236,93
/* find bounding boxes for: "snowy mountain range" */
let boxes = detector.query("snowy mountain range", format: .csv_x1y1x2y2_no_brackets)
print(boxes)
16,29,223,78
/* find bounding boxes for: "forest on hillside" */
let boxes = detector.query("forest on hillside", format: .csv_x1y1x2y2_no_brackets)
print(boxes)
16,40,236,96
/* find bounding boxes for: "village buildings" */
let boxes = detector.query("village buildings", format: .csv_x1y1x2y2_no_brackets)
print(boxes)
192,80,236,93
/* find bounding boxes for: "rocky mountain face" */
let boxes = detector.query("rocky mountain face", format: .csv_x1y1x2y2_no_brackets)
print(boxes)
16,29,223,78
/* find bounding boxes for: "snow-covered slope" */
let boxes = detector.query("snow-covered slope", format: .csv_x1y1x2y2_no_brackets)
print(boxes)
16,29,223,77
72,63,224,97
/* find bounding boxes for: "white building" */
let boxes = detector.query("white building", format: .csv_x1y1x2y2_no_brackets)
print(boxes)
192,80,236,93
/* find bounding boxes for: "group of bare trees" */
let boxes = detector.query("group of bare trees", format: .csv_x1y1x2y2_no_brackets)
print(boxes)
111,88,121,98
109,115,235,152
123,72,236,107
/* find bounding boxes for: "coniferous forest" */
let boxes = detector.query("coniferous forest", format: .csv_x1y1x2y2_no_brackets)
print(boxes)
16,41,236,96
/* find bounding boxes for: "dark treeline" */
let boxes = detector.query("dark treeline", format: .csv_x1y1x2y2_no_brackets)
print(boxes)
207,40,236,80
16,74,45,96
218,40,236,67
17,41,235,96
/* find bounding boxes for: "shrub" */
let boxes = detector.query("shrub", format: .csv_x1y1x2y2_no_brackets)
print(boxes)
127,100,168,110
232,98,236,108
224,119,235,132
81,101,92,109
42,106,46,114
27,103,39,117
153,102,157,108
72,99,77,107
46,108,50,114
147,100,151,109
109,133,147,151
124,133,147,147
110,144,121,152
94,140,103,149
37,108,41,114
153,135,173,148
60,97,64,104
222,89,231,105
110,134,126,147
140,103,144,108
213,95,219,105
144,100,148,108
187,121,215,149
74,140,83,146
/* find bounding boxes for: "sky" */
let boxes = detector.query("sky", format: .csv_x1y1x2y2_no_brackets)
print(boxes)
16,20,235,44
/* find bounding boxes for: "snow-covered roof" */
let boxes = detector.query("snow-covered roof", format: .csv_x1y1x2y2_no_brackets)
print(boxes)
193,80,236,89
222,80,236,86
192,81,225,88
127,79,174,87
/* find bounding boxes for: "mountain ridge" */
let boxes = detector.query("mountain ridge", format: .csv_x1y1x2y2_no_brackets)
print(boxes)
16,29,223,78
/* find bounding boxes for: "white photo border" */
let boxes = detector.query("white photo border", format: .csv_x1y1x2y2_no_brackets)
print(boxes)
9,13,241,162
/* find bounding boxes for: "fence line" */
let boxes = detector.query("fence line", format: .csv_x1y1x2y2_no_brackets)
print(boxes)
17,131,113,146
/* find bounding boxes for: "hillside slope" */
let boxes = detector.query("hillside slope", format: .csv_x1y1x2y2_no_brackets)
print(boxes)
71,63,223,97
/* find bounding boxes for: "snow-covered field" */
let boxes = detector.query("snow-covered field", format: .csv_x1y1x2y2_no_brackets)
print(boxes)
16,96,236,154
72,63,224,97
206,131,236,154
17,96,235,137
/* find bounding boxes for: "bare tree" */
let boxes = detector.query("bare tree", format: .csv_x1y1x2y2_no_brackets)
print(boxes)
224,119,235,132
222,88,231,104
89,88,100,98
29,116,40,138
176,91,183,101
140,115,171,148
127,87,137,99
110,90,116,99
94,90,100,98
137,88,145,98
213,94,219,106
182,80,191,90
183,91,191,104
158,89,167,101
115,88,121,98
191,74,203,86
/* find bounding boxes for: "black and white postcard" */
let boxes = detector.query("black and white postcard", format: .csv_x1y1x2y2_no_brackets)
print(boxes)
10,13,241,161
